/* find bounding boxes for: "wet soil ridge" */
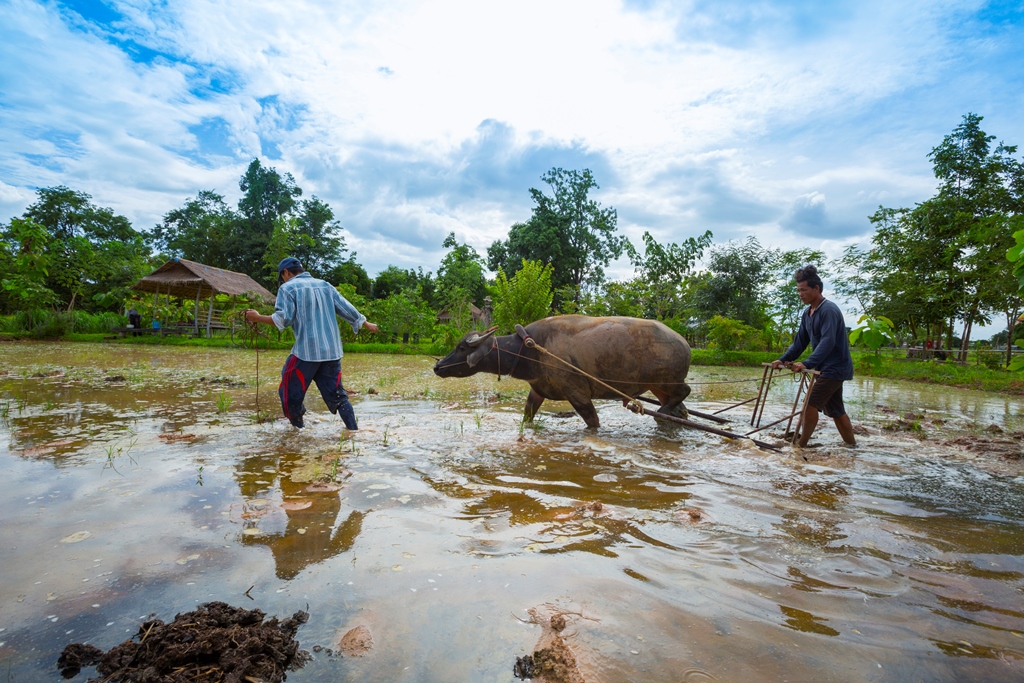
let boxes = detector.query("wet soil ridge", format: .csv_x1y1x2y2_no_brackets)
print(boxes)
514,607,588,683
58,601,310,682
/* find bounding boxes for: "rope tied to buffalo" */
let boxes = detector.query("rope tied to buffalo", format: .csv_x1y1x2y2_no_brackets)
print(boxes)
521,337,781,451
238,318,277,424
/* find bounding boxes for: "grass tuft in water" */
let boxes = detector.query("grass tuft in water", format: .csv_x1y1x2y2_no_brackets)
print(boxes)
216,390,233,413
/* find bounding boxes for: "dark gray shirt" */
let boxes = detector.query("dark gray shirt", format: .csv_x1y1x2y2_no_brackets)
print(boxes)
778,299,854,380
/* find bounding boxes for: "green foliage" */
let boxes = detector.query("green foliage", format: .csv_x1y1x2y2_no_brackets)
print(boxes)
849,315,896,371
365,291,435,342
695,238,773,329
0,218,56,309
14,186,151,314
488,168,626,304
262,215,315,282
372,265,434,303
148,190,234,268
436,232,487,307
980,351,1005,370
845,114,1023,353
705,316,765,351
492,259,553,332
0,308,124,338
849,315,896,351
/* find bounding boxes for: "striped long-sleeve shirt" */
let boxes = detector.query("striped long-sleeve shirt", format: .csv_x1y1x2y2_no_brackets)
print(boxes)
271,273,367,362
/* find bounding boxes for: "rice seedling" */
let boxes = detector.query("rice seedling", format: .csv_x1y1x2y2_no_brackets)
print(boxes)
473,411,483,429
216,390,233,413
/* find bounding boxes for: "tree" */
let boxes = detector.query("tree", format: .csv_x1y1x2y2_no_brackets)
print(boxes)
492,259,554,333
333,257,373,297
625,229,713,320
436,232,487,307
21,186,150,312
261,216,314,282
372,266,431,301
291,196,349,280
0,218,56,311
863,114,1023,354
488,168,626,302
767,248,828,338
149,190,234,268
228,158,302,283
694,237,774,328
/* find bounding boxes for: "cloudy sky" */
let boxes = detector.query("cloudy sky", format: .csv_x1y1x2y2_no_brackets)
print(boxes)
1,0,1022,292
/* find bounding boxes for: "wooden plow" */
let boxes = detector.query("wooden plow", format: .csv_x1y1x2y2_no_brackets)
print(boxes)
521,338,790,452
709,362,820,446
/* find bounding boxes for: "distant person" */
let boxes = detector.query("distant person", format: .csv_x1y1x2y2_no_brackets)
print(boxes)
771,265,856,447
127,307,141,336
244,257,379,431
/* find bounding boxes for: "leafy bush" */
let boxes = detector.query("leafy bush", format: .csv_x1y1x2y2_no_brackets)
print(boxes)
705,316,765,351
492,260,553,333
980,351,1004,370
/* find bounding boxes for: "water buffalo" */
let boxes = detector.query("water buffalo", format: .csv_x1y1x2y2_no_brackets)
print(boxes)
433,315,691,428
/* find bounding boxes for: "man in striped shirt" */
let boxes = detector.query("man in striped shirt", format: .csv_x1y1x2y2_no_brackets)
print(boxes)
244,257,378,431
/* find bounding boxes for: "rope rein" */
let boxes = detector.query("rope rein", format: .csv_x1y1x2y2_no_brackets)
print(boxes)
522,338,647,414
482,343,763,386
242,319,276,423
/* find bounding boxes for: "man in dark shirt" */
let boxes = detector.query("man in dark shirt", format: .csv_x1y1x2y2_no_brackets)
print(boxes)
772,265,856,447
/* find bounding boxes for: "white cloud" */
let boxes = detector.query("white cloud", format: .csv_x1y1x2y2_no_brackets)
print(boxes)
1,0,1021,279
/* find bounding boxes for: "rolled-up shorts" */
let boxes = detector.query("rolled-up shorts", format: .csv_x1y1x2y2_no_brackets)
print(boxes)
807,377,846,418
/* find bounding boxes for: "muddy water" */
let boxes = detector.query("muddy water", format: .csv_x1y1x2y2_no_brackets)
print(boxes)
1,341,1022,682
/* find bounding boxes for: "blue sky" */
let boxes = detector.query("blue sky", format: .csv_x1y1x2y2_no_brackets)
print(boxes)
1,0,1023,312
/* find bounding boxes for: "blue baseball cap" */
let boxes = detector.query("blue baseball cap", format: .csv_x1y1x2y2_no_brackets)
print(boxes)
277,257,302,284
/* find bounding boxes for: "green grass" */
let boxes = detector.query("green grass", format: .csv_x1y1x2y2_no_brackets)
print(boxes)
14,330,1024,395
855,355,1024,395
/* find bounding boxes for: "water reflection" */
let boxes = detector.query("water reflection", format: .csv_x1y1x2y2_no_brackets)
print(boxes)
1,343,1023,682
234,448,365,580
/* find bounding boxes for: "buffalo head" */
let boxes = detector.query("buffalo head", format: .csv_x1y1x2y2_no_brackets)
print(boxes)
433,327,497,377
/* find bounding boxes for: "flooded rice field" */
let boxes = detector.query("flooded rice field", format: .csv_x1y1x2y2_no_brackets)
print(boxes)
1,341,1023,682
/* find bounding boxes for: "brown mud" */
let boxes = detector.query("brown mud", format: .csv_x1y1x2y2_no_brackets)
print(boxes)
58,602,309,682
514,605,599,682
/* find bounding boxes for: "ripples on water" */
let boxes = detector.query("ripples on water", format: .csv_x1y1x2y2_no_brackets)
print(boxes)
0,343,1022,682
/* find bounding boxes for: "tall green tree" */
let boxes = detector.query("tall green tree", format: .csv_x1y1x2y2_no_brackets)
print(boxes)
149,190,234,268
436,232,487,307
21,186,150,312
0,218,56,311
694,237,774,328
624,229,713,320
861,114,1023,353
228,158,302,283
291,196,349,280
488,168,626,302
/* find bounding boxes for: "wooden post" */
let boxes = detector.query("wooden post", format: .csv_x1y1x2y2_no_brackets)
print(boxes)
206,292,214,338
194,289,201,337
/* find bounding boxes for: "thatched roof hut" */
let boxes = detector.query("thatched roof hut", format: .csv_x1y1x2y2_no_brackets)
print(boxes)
131,258,275,336
132,258,275,303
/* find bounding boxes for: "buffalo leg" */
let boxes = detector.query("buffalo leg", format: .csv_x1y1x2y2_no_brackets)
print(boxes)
652,387,689,419
568,399,601,429
523,390,545,422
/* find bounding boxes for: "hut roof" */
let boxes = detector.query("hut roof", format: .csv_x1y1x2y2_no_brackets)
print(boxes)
132,258,275,304
436,303,484,322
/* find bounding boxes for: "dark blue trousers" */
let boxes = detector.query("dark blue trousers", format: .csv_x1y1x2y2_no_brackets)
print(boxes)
278,355,357,430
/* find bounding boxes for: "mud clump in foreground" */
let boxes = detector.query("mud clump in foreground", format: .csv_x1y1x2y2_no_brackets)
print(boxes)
58,601,310,682
513,607,588,683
